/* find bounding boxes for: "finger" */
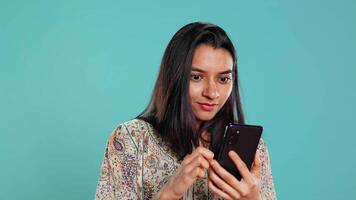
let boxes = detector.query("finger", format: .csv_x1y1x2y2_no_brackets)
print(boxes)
251,150,262,178
210,160,248,196
228,150,255,185
188,166,206,179
180,144,199,165
181,152,195,165
184,154,210,173
190,146,214,161
178,166,206,187
208,169,241,199
208,179,233,200
182,147,213,167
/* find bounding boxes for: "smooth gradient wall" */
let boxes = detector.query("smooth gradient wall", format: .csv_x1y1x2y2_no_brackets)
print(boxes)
1,0,355,199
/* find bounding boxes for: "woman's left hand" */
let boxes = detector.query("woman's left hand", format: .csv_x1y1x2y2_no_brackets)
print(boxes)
208,150,262,200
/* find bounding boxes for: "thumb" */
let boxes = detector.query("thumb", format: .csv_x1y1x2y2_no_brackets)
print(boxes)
251,150,262,178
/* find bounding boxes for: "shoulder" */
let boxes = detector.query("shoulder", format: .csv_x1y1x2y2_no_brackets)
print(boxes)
257,138,272,169
256,139,277,198
257,138,268,152
108,118,151,151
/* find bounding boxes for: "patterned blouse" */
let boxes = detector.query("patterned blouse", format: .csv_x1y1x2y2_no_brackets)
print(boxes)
95,119,277,200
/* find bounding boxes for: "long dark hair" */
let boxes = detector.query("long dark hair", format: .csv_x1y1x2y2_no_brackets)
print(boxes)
137,22,245,160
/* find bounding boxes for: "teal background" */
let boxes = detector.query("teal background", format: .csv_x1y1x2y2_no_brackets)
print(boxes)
1,0,355,199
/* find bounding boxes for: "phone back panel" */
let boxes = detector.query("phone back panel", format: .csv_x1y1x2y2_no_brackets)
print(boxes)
217,123,263,180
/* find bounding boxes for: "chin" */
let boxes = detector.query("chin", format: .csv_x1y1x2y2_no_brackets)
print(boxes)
195,113,216,122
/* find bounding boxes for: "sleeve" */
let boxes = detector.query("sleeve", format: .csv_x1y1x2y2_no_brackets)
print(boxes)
257,139,277,200
95,124,142,200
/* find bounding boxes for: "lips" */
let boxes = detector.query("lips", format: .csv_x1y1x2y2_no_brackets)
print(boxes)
197,102,218,111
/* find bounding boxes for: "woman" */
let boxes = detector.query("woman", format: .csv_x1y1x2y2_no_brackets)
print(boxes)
95,22,277,200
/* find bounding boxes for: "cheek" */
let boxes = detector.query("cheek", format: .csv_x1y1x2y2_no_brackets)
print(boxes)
189,82,203,101
220,84,233,102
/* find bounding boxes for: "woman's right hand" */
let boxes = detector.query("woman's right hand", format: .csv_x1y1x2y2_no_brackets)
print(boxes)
157,146,214,200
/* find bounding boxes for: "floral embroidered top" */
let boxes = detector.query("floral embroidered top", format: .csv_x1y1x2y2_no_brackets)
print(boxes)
95,119,277,200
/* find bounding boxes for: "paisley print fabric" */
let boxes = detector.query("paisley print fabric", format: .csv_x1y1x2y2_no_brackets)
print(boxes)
95,119,277,199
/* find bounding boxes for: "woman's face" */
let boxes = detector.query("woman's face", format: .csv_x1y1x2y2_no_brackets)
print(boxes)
189,44,233,124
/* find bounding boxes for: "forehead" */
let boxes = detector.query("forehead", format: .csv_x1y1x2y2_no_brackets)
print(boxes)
191,44,233,72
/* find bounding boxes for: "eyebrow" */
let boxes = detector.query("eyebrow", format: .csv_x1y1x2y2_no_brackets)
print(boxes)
191,66,232,74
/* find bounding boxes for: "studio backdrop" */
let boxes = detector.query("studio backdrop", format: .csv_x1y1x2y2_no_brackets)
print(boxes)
1,0,355,199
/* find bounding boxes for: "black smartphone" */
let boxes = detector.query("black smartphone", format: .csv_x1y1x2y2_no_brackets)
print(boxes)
216,123,263,180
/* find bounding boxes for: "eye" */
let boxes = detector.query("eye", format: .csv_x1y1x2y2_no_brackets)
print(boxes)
190,74,203,81
218,76,232,84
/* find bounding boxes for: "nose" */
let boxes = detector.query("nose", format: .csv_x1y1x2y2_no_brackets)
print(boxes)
202,79,220,99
